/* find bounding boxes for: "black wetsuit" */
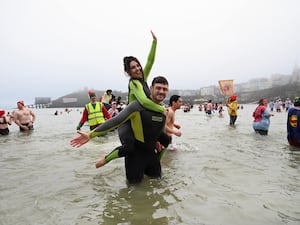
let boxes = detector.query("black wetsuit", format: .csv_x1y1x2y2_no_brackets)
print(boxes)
90,101,170,183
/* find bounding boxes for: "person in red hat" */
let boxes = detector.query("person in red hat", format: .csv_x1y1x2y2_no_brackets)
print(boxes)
76,90,111,131
227,95,238,126
0,109,13,135
13,100,36,131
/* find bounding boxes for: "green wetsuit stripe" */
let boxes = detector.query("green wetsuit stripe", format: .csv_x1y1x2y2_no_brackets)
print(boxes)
158,148,168,160
105,148,120,163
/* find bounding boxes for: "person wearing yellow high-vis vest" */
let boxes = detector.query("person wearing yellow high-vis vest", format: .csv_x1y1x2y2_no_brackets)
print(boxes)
77,90,111,131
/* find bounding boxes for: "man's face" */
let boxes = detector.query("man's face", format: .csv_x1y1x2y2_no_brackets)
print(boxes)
151,83,169,104
174,98,183,109
17,102,23,109
90,96,97,102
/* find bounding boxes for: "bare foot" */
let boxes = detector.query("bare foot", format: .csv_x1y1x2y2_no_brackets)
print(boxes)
95,154,106,168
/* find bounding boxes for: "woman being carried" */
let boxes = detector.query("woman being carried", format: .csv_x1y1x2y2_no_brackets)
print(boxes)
95,31,168,168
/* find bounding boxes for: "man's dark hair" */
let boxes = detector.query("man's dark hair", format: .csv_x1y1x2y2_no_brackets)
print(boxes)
169,95,181,106
151,76,168,86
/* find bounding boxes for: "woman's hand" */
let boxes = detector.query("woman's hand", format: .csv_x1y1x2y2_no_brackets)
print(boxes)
151,30,157,41
70,131,90,148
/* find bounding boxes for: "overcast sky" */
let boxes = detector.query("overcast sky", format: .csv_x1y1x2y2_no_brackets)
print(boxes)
1,0,299,108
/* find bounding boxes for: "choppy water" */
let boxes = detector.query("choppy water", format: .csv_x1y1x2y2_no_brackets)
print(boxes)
0,105,299,225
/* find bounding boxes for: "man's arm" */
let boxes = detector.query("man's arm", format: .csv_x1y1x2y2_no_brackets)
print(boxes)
30,109,36,123
13,112,22,127
102,105,112,120
77,108,88,130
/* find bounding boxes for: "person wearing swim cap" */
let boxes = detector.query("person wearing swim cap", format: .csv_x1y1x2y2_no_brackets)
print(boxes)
70,76,171,184
287,97,300,147
76,90,111,131
0,109,12,135
13,100,36,131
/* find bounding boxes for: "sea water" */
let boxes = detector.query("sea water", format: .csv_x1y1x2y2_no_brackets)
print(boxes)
0,105,299,225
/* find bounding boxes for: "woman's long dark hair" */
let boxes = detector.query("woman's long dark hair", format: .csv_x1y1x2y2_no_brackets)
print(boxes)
123,56,144,79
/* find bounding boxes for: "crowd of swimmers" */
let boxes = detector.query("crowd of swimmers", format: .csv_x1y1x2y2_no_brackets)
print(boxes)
189,95,300,147
1,31,300,185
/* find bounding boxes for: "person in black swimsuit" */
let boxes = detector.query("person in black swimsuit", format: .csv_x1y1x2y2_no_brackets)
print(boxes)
0,109,12,135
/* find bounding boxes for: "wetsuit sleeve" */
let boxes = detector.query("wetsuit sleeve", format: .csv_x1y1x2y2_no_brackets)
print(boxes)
89,101,141,139
129,80,164,113
102,105,111,120
143,40,157,82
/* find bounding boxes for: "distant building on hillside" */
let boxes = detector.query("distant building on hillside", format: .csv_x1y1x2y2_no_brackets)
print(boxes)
200,86,215,96
270,74,290,86
35,97,51,104
291,64,300,83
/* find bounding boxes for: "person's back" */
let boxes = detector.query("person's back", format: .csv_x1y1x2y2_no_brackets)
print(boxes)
206,100,213,115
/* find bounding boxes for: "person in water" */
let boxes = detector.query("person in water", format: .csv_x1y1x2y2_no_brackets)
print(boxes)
165,95,182,139
70,76,171,184
0,109,12,135
108,101,119,117
77,90,111,131
13,100,36,131
287,97,300,148
252,98,274,135
94,31,168,166
227,95,238,126
100,89,113,110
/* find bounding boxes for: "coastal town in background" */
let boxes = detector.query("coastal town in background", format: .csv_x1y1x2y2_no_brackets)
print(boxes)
31,65,300,108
